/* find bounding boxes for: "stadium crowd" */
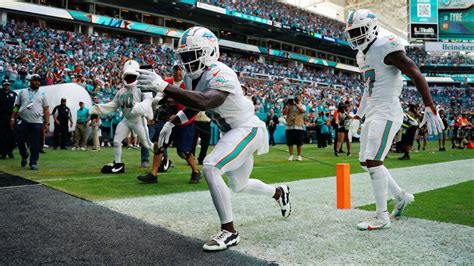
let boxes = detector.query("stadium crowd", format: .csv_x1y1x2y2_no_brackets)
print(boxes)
406,47,474,66
199,0,346,40
0,19,472,158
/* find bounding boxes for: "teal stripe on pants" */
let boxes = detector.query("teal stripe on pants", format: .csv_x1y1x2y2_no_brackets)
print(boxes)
374,121,393,161
215,128,258,170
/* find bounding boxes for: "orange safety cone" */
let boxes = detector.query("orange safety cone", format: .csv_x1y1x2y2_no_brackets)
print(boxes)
336,163,351,209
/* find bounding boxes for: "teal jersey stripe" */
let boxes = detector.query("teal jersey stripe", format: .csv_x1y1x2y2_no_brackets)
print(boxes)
374,121,393,161
215,128,258,169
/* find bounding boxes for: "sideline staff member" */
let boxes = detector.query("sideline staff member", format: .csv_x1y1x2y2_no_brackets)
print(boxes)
10,74,50,170
0,80,17,159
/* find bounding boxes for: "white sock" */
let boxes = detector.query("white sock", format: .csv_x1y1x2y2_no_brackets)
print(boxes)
382,166,403,200
114,146,122,163
368,166,388,213
203,165,233,224
240,179,276,197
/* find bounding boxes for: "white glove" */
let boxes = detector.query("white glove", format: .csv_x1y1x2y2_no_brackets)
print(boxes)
158,121,175,148
419,106,444,135
137,69,168,93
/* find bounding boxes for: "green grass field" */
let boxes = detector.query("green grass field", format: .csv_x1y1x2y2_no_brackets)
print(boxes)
358,181,474,227
0,142,472,201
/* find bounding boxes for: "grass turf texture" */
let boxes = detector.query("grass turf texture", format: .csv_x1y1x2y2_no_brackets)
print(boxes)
358,180,474,227
0,142,472,201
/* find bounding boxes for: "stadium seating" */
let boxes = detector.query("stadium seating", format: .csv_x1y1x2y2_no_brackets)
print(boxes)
0,19,471,119
199,0,346,40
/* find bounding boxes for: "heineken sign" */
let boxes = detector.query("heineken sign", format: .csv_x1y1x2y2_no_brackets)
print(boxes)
425,42,474,52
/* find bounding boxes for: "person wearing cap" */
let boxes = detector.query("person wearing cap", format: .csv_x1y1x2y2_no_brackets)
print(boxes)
73,101,90,150
52,98,73,150
10,74,50,170
0,80,17,159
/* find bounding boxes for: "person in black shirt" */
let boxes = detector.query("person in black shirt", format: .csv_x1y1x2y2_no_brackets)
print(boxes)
0,80,17,159
52,98,73,149
267,108,278,146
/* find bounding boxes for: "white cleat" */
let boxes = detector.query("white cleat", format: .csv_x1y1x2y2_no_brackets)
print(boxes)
357,212,391,231
277,185,291,218
203,229,240,251
297,155,303,161
288,155,294,161
391,191,415,219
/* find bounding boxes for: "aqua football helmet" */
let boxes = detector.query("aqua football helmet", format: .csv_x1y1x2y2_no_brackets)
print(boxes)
345,9,379,51
176,26,219,80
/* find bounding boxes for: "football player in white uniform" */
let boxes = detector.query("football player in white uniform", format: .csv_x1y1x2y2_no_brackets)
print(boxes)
91,60,155,173
137,26,291,251
346,10,444,230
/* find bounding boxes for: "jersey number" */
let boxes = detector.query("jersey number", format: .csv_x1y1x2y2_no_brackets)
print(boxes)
363,69,376,96
120,94,133,108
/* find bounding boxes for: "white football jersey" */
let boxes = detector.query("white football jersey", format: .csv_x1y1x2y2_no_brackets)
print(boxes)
184,61,264,133
357,35,405,122
113,86,144,120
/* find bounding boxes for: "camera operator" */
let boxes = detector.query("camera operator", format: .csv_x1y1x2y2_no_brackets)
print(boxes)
283,95,306,161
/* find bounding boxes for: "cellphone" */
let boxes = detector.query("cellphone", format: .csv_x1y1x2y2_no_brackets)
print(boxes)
140,65,153,70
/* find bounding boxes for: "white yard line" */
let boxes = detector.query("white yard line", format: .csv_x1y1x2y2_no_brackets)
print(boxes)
100,159,473,264
0,184,42,190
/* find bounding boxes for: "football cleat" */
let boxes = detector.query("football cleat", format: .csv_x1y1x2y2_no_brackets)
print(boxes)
203,229,240,252
391,191,415,218
277,185,291,218
189,171,201,184
101,162,125,174
357,212,391,230
288,155,294,161
137,172,158,183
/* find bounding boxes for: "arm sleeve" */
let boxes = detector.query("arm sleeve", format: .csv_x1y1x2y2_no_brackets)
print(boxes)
14,91,22,106
42,91,48,108
356,88,368,118
92,102,118,115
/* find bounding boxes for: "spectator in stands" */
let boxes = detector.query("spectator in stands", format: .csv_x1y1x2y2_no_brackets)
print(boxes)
73,101,89,151
283,95,306,161
10,74,49,170
0,80,17,159
267,108,278,146
51,98,73,150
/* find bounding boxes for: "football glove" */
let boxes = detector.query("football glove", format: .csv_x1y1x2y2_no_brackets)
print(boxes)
157,121,175,148
137,69,168,93
419,106,444,135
